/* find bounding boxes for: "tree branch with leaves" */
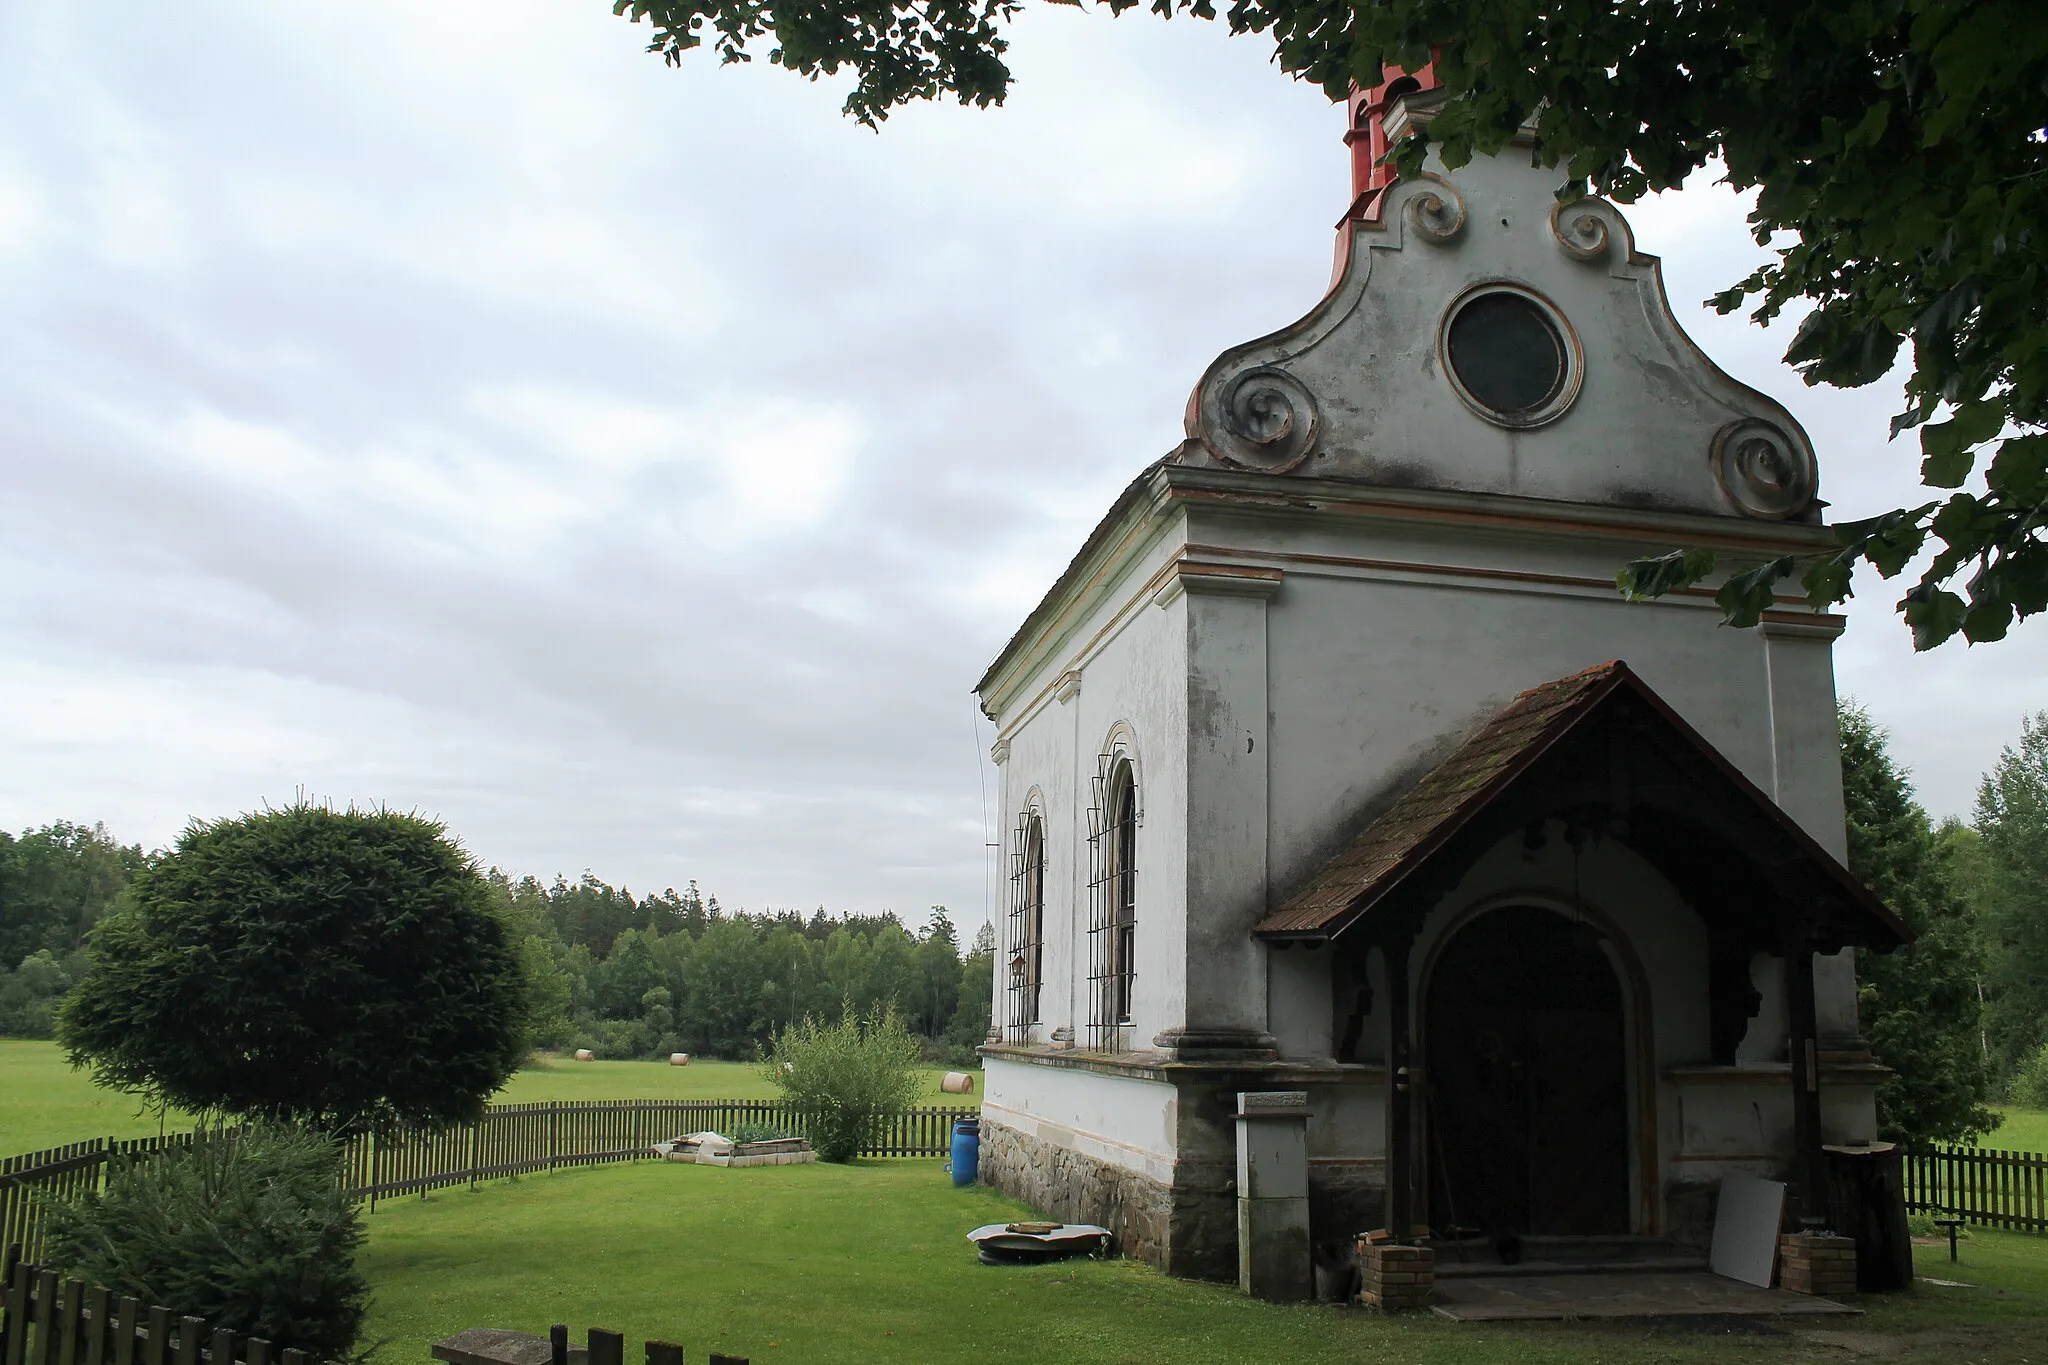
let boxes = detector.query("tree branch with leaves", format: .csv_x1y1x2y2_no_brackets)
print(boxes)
612,0,2048,650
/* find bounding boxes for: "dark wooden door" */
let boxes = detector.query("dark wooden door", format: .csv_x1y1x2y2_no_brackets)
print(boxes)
1425,907,1630,1238
1526,1007,1631,1234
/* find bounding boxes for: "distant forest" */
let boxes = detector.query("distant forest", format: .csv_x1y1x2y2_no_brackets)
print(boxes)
0,823,993,1065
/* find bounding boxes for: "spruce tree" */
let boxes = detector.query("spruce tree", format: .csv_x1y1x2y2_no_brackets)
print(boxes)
1975,712,2048,1083
1840,704,1997,1144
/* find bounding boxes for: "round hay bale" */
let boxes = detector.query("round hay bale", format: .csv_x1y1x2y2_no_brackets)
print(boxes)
941,1071,976,1094
669,1052,690,1066
574,1048,596,1062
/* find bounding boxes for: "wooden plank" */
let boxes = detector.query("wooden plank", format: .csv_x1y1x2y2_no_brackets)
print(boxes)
57,1280,82,1365
586,1329,623,1365
173,1318,201,1365
3,1258,30,1365
549,1325,567,1365
281,1348,309,1365
111,1301,136,1365
245,1340,269,1365
209,1328,233,1365
30,1271,59,1365
645,1340,683,1365
141,1307,169,1365
79,1287,108,1365
706,1355,748,1365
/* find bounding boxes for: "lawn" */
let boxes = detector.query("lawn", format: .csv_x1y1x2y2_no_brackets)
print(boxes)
360,1159,2048,1365
0,1041,970,1155
1985,1106,2048,1152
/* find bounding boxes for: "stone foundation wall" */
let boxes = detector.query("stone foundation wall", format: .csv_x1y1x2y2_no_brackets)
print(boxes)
979,1119,1387,1283
979,1119,1178,1270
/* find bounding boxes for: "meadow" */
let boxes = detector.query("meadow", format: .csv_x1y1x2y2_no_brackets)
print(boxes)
356,1157,2048,1365
0,1041,967,1153
10,1037,2048,1363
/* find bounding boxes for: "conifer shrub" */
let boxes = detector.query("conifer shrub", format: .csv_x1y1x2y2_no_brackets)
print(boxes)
44,1121,370,1361
763,1003,920,1162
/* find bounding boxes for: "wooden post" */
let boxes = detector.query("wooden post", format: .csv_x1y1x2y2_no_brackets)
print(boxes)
1786,941,1829,1231
173,1317,201,1365
586,1329,623,1365
31,1271,58,1365
1383,930,1417,1241
81,1287,108,1365
645,1342,683,1365
140,1309,167,1365
111,1300,137,1365
57,1279,82,1365
548,1326,567,1365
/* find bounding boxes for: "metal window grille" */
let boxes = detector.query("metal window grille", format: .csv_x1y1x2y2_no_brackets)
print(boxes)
1002,811,1045,1042
1086,754,1138,1051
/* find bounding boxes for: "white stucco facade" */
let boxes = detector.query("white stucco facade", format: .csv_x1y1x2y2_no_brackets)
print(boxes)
972,86,1898,1278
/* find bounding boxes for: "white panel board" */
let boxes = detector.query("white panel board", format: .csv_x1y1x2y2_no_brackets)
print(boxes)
1710,1175,1786,1288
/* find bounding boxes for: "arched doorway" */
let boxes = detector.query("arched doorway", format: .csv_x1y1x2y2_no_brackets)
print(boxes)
1424,905,1631,1238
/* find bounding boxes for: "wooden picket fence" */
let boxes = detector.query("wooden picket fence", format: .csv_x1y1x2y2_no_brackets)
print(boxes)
0,1101,977,1263
1904,1145,2048,1234
1,1248,757,1365
1,1244,334,1365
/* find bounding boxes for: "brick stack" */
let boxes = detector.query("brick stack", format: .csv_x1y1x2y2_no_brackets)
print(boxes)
1356,1236,1436,1311
1778,1232,1858,1298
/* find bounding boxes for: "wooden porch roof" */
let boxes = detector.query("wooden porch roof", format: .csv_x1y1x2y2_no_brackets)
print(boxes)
1253,660,1911,949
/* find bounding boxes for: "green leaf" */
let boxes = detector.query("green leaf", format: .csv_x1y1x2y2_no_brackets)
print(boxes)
1902,586,1967,650
1617,547,1716,600
1715,556,1798,629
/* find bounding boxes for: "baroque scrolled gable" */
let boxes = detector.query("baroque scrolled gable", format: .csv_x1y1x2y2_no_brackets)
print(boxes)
1180,101,1820,523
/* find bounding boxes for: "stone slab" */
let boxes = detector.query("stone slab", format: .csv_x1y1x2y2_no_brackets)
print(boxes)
433,1330,588,1365
1430,1271,1860,1322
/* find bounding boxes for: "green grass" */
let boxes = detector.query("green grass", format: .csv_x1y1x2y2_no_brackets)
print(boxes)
0,1040,971,1155
1984,1106,2048,1153
361,1160,2048,1365
0,1039,193,1151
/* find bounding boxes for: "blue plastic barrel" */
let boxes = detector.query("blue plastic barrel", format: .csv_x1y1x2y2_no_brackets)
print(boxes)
950,1119,981,1186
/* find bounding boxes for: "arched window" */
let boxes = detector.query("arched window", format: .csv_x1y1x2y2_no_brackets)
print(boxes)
1005,808,1046,1039
1024,813,1045,1025
1087,750,1138,1048
1107,760,1136,1025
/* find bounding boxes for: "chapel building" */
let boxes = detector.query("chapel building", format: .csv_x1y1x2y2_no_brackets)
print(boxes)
972,68,1910,1280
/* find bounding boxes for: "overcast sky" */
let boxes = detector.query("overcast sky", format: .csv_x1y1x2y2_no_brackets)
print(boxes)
2,1,2040,939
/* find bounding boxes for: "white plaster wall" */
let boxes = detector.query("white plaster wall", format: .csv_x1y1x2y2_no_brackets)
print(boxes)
1267,944,1333,1059
992,695,1079,1044
982,1055,1180,1183
1174,496,1859,1041
984,512,1193,1051
1066,589,1191,1046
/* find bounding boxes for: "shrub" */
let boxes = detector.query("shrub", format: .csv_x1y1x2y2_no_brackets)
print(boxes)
44,1121,370,1360
59,802,528,1135
727,1120,793,1145
2011,1040,2048,1108
763,1003,920,1162
571,1017,653,1059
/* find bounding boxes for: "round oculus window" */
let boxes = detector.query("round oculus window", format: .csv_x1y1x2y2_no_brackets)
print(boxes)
1442,287,1581,427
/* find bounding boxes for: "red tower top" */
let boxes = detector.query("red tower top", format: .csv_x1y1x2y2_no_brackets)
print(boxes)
1343,61,1442,218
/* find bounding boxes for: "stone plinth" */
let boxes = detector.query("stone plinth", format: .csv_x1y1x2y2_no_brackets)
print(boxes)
1778,1232,1857,1298
1358,1240,1435,1312
433,1330,587,1365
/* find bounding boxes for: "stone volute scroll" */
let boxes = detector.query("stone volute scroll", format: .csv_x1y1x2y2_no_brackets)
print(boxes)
1405,174,1468,245
1196,365,1322,473
1548,199,1614,263
1713,417,1819,520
